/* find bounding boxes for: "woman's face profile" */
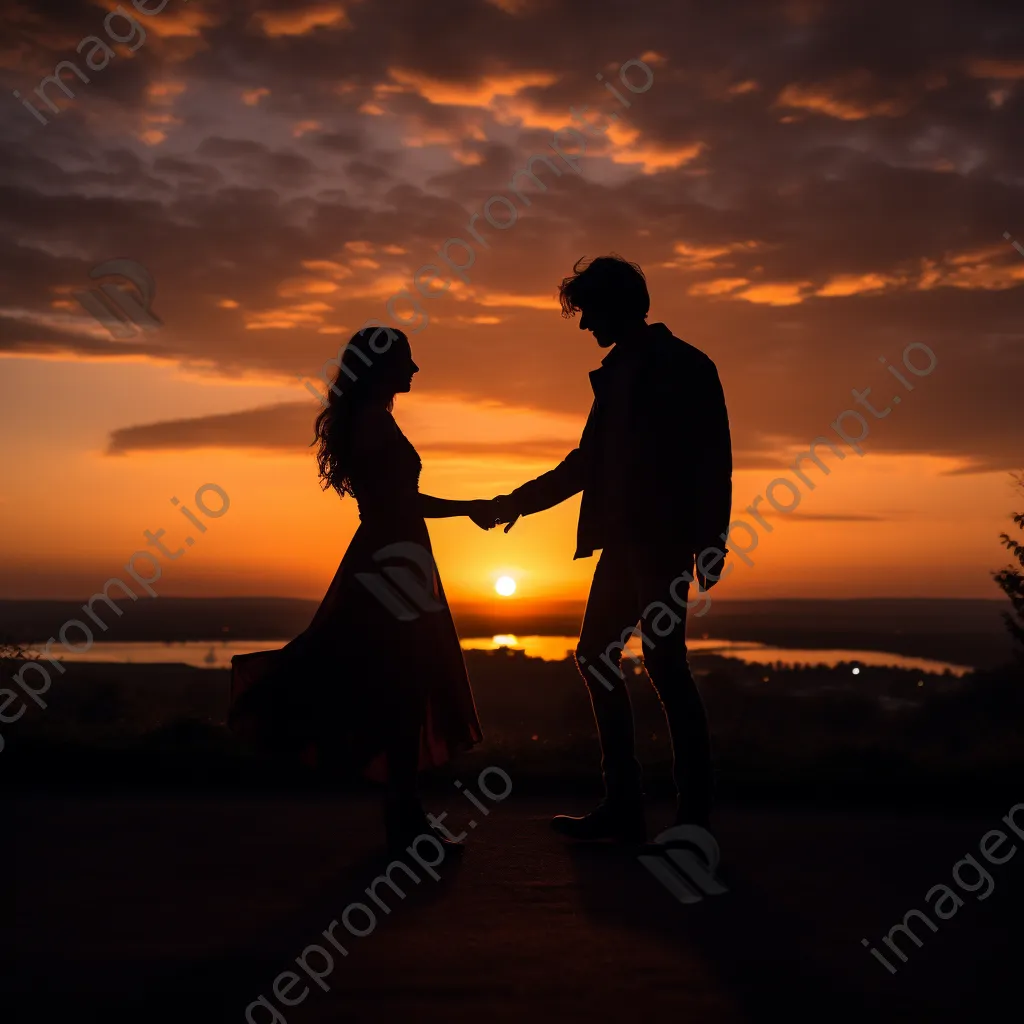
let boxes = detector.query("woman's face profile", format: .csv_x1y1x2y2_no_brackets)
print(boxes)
388,339,418,393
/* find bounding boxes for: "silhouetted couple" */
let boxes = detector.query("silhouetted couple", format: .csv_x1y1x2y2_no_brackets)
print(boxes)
229,255,732,853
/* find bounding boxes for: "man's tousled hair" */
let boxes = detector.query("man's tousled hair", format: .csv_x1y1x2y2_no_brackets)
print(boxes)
558,254,650,321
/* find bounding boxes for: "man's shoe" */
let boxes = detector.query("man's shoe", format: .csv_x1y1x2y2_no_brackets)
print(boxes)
551,800,646,844
673,797,711,831
385,799,465,855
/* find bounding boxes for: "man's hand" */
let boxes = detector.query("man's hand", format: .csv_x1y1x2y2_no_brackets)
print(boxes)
492,494,522,534
467,499,500,531
695,548,728,591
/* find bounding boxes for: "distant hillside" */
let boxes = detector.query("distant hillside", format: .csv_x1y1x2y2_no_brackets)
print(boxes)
1,596,1015,669
680,597,1016,670
0,598,318,646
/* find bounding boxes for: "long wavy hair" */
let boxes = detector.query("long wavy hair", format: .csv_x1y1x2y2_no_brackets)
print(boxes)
312,326,408,496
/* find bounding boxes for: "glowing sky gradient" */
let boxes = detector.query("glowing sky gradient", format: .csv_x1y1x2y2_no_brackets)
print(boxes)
1,0,1021,605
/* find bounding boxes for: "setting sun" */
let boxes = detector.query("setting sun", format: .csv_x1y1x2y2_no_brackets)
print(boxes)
495,576,517,597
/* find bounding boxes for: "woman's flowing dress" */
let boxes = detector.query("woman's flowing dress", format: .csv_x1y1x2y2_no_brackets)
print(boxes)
228,414,483,780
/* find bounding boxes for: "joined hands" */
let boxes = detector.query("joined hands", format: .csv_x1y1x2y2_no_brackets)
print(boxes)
492,495,521,533
467,495,522,532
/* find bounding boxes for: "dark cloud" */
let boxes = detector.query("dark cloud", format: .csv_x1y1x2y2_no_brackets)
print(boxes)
196,136,268,159
105,401,575,466
783,512,891,522
314,131,362,152
105,402,315,454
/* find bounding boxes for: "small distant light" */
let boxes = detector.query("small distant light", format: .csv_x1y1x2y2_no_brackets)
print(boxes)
917,680,924,687
531,734,539,741
852,667,861,675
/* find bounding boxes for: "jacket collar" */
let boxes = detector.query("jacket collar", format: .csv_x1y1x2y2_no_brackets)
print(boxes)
590,323,673,392
600,322,672,364
600,343,628,368
590,341,635,396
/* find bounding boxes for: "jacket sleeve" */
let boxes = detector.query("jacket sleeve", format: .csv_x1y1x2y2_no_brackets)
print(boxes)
694,360,733,551
509,402,595,515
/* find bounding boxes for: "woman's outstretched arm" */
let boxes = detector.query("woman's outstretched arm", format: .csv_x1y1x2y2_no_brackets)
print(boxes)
418,494,498,529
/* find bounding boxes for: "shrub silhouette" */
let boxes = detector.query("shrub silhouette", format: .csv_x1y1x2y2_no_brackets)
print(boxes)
993,472,1024,660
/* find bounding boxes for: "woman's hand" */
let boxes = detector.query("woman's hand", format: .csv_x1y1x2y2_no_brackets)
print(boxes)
468,499,500,531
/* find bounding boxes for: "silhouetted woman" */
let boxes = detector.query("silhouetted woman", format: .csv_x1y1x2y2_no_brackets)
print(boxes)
229,327,492,852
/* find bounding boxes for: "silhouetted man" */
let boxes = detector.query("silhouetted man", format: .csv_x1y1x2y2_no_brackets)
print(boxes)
493,255,732,842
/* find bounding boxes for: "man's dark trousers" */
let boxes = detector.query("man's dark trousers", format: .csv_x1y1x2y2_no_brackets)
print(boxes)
575,541,712,824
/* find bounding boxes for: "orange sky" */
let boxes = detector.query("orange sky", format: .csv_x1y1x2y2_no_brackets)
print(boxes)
0,0,1020,606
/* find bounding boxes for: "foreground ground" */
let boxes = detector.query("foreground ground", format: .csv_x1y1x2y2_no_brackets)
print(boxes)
5,790,1022,1023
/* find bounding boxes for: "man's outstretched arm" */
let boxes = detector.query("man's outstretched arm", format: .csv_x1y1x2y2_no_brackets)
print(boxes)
493,400,599,531
494,446,587,531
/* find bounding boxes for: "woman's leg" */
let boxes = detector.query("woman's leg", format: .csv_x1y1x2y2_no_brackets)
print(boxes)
382,686,432,852
385,722,421,803
384,684,426,804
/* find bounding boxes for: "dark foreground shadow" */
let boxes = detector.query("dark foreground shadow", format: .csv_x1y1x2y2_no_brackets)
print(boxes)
564,806,1024,1024
10,834,463,1024
565,840,866,1023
